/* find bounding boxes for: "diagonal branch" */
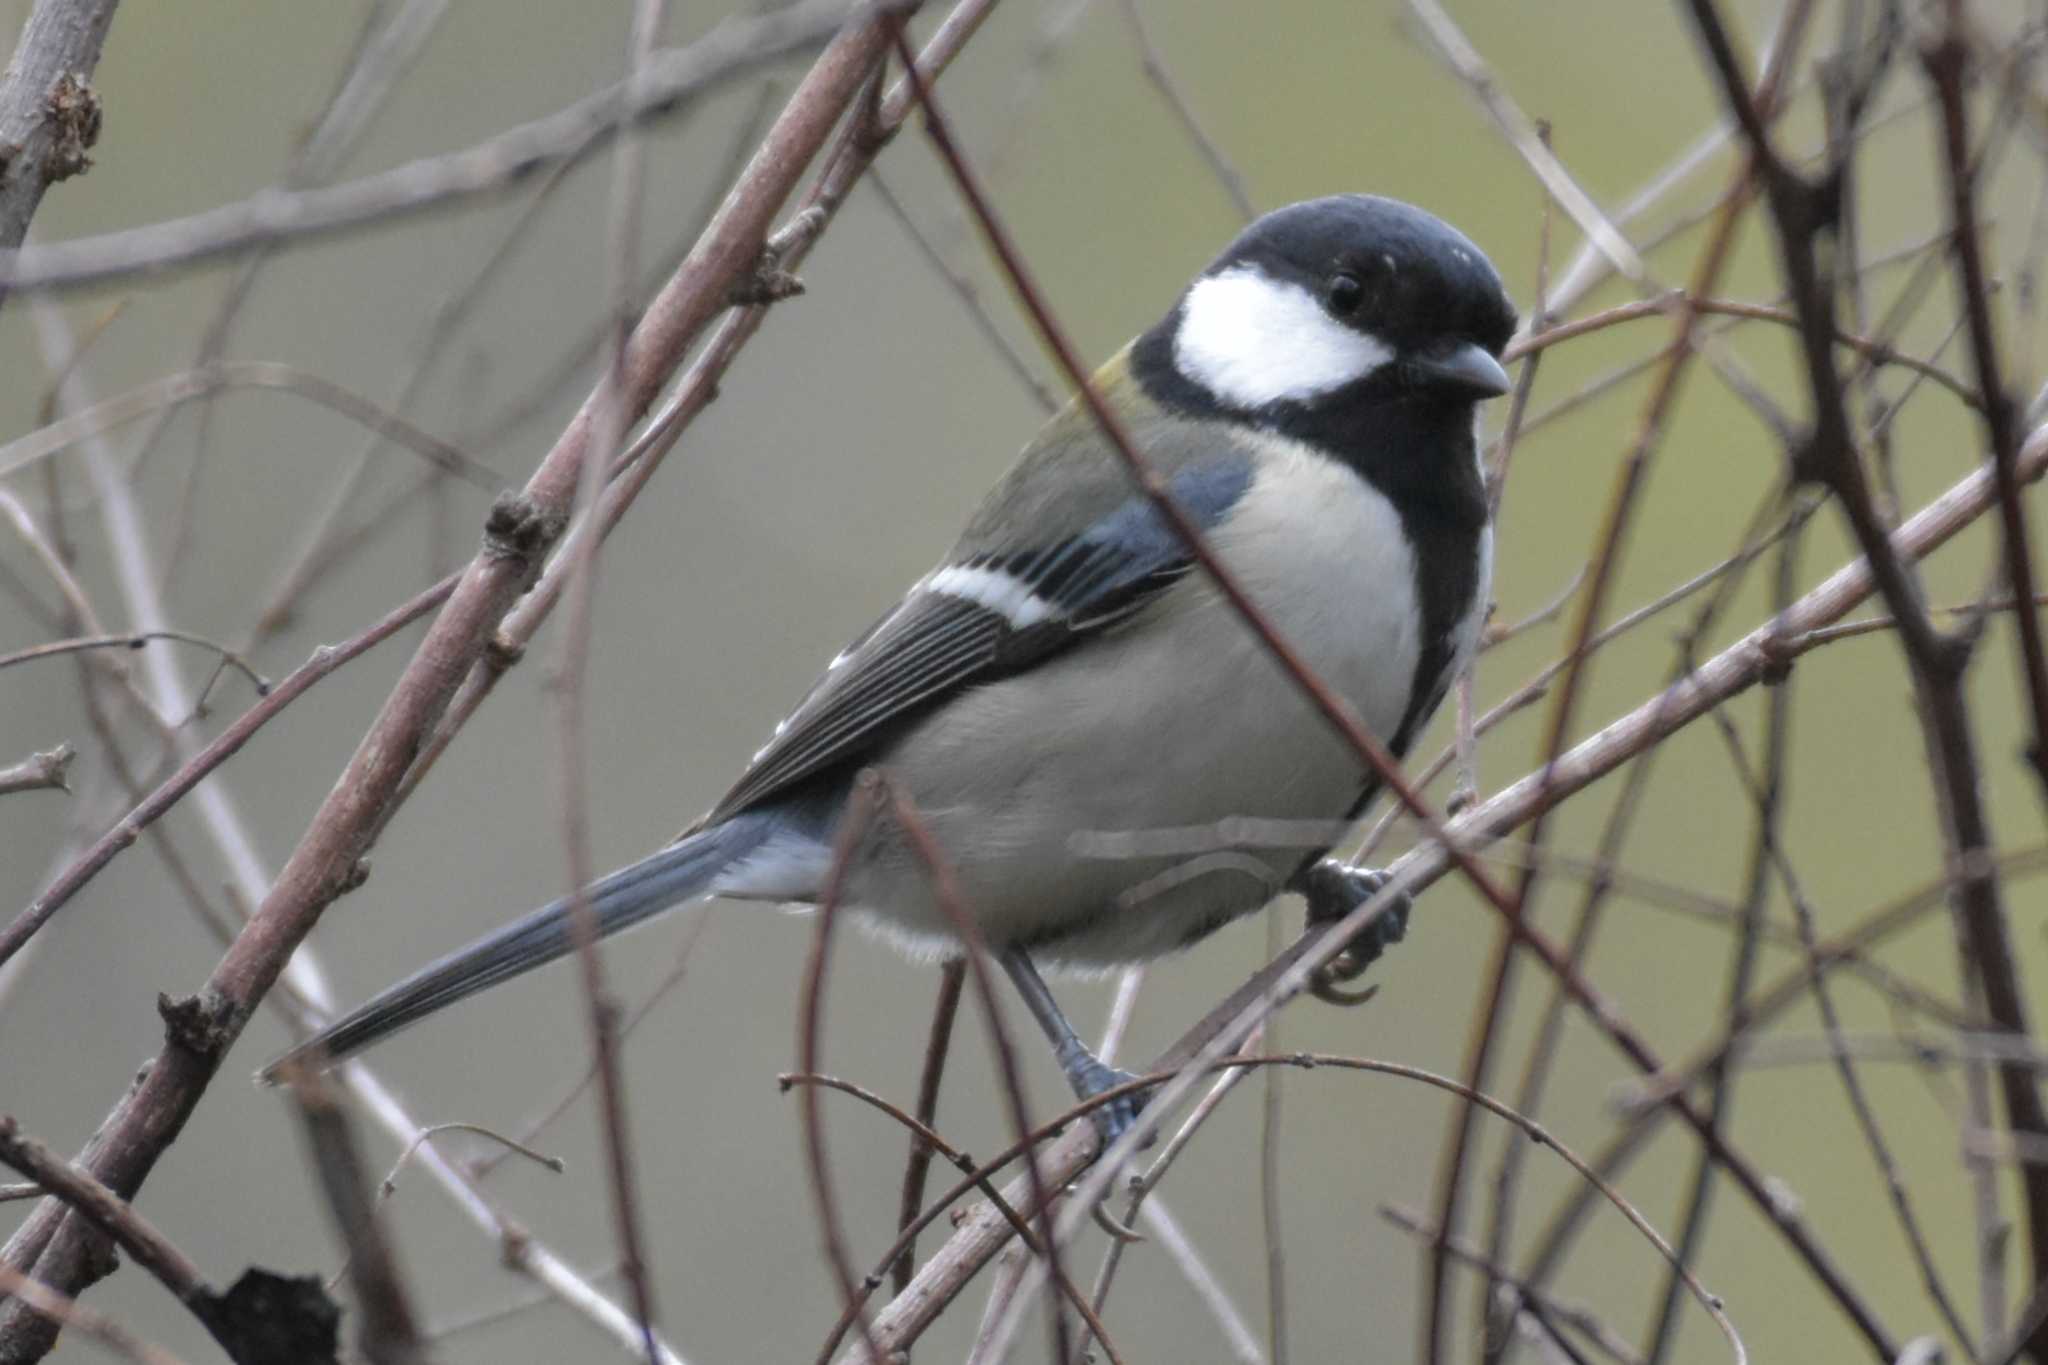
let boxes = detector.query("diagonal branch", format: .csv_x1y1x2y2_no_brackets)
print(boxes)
0,12,913,1356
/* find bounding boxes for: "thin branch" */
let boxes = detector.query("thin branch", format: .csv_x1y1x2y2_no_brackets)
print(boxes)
1506,293,1981,406
873,774,1089,1365
1925,20,2048,802
0,1116,211,1315
0,631,268,696
0,1264,187,1365
0,360,502,488
0,571,455,967
1116,0,1254,221
0,15,912,1350
1686,10,2048,1362
866,169,1057,411
892,960,966,1296
795,779,888,1365
548,6,670,1358
1383,1206,1639,1365
381,0,1004,818
0,0,864,292
0,745,74,797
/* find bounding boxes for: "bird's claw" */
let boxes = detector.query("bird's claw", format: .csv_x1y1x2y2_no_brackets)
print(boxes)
1058,1046,1153,1149
1293,860,1412,987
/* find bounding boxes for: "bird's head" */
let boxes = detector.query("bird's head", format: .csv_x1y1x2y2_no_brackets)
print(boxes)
1139,195,1517,423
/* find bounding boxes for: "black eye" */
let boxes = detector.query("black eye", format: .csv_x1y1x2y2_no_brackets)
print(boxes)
1327,273,1364,316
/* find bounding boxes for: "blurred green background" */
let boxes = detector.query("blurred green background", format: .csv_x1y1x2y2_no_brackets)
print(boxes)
2,2,2044,1361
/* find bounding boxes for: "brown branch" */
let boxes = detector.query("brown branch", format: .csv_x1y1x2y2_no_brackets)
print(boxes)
873,773,1089,1365
1505,292,1981,406
793,721,887,1365
1431,10,1810,1350
0,571,455,968
380,0,1001,818
1686,8,2048,1361
892,960,965,1296
0,1118,208,1308
778,1069,1128,1365
547,7,669,1358
471,917,710,1181
0,14,912,1355
986,1054,1748,1365
1925,20,2048,802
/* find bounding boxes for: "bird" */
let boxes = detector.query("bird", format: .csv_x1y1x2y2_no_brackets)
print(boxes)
263,194,1517,1143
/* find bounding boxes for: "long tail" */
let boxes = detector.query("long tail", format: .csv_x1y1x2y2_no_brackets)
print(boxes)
259,812,775,1082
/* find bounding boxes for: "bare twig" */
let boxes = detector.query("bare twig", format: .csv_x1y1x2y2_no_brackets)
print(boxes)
0,571,454,967
0,0,862,292
867,170,1057,411
1685,10,2048,1361
1383,1206,1640,1365
987,1054,1749,1365
548,6,671,1358
0,1264,186,1365
892,960,966,1296
1925,20,2048,802
0,15,912,1351
873,774,1089,1365
795,780,889,1365
0,360,502,488
1116,0,1254,222
0,631,268,696
0,745,74,797
382,0,1002,817
0,1117,210,1317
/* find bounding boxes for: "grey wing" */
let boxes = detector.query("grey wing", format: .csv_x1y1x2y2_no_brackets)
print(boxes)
707,450,1256,821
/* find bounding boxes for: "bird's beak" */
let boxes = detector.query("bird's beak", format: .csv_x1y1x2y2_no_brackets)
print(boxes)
1410,341,1512,399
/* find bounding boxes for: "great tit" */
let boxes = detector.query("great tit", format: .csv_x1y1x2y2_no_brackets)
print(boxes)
265,194,1517,1141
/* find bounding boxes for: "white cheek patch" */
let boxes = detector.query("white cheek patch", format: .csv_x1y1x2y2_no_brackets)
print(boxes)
1173,266,1394,408
926,564,1060,628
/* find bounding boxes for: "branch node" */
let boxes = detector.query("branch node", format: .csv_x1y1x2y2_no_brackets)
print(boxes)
498,1221,531,1271
40,73,101,183
331,858,371,899
481,491,564,565
482,630,525,672
157,991,235,1059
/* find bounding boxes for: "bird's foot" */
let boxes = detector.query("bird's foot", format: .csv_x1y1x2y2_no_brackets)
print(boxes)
1056,1042,1152,1149
1293,860,1411,990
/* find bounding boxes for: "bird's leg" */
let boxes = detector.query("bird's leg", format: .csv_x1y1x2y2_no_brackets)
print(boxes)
998,947,1150,1146
1290,859,1413,979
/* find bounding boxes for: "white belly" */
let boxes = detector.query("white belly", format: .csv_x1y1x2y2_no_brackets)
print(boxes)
851,439,1442,964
